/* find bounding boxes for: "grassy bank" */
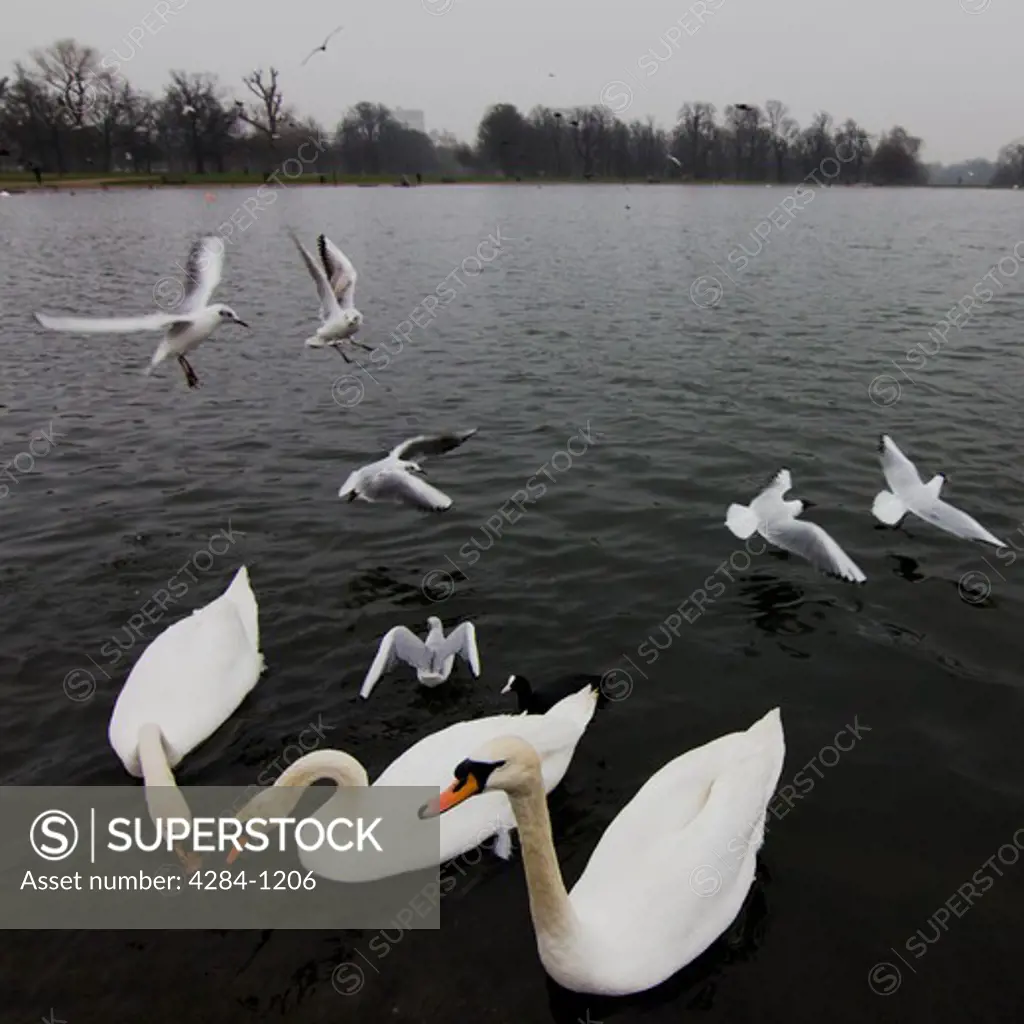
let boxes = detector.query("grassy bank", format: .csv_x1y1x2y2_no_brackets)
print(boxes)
0,171,514,190
0,171,999,191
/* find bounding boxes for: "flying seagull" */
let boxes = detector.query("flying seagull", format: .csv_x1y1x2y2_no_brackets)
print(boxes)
301,25,344,66
360,617,481,699
288,229,367,360
872,435,1005,547
726,469,866,583
339,430,477,511
33,236,248,389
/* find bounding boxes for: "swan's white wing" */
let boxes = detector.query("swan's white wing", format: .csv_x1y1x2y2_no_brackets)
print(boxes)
289,229,342,321
365,469,452,511
360,626,430,698
34,312,185,333
390,429,478,462
765,517,866,582
318,234,358,308
879,435,923,495
180,236,223,313
912,497,1005,547
434,622,480,676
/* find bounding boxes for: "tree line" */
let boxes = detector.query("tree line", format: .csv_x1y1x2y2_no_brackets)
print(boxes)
2,39,1022,187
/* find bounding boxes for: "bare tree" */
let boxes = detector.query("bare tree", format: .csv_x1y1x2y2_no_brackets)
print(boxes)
239,67,287,150
765,99,798,182
164,71,236,173
834,118,872,183
30,39,101,130
675,102,717,180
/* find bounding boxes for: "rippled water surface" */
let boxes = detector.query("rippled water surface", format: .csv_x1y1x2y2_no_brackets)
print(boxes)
2,184,1024,1023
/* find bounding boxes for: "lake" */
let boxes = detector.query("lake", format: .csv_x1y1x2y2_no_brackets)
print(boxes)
1,182,1023,1023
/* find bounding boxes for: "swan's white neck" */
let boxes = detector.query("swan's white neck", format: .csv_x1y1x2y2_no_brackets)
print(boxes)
137,723,176,786
507,769,581,949
235,750,370,822
274,750,369,790
137,723,194,828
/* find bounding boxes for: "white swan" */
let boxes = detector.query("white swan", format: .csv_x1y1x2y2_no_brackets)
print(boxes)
108,566,264,845
421,707,785,996
225,683,600,881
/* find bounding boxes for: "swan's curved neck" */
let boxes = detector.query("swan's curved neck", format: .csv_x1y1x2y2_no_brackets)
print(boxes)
274,751,369,790
138,723,176,786
236,750,370,822
507,770,579,945
137,723,194,826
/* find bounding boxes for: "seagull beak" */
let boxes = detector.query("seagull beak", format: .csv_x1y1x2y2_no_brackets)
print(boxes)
235,318,249,328
418,775,480,819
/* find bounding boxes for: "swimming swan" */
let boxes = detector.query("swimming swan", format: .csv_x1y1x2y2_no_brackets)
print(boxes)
226,683,600,881
421,707,785,995
107,566,264,853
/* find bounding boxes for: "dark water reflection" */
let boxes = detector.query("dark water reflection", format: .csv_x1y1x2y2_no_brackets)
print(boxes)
2,184,1023,1023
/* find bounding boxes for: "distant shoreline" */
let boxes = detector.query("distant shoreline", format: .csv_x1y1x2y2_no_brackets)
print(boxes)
0,174,1003,194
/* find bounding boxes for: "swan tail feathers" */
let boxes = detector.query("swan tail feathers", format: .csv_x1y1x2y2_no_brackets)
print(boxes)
725,503,759,539
872,490,907,526
747,707,784,748
545,682,599,730
746,707,786,814
224,565,260,651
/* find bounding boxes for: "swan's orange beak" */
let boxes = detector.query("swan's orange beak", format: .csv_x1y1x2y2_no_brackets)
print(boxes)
418,775,479,819
225,842,247,866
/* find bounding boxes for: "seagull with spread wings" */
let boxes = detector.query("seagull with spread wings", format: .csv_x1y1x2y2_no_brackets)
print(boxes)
301,25,344,66
360,616,481,699
33,236,248,389
871,435,1005,547
725,468,866,583
288,229,368,361
339,430,478,511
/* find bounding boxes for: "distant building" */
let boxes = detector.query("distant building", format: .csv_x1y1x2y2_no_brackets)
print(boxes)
394,108,426,134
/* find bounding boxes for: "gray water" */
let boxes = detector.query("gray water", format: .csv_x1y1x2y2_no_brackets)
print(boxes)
1,183,1023,1023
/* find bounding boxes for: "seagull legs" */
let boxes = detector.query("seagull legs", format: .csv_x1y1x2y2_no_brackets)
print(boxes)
178,355,200,389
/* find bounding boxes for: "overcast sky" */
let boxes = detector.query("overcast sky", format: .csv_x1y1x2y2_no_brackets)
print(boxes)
2,0,1019,163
